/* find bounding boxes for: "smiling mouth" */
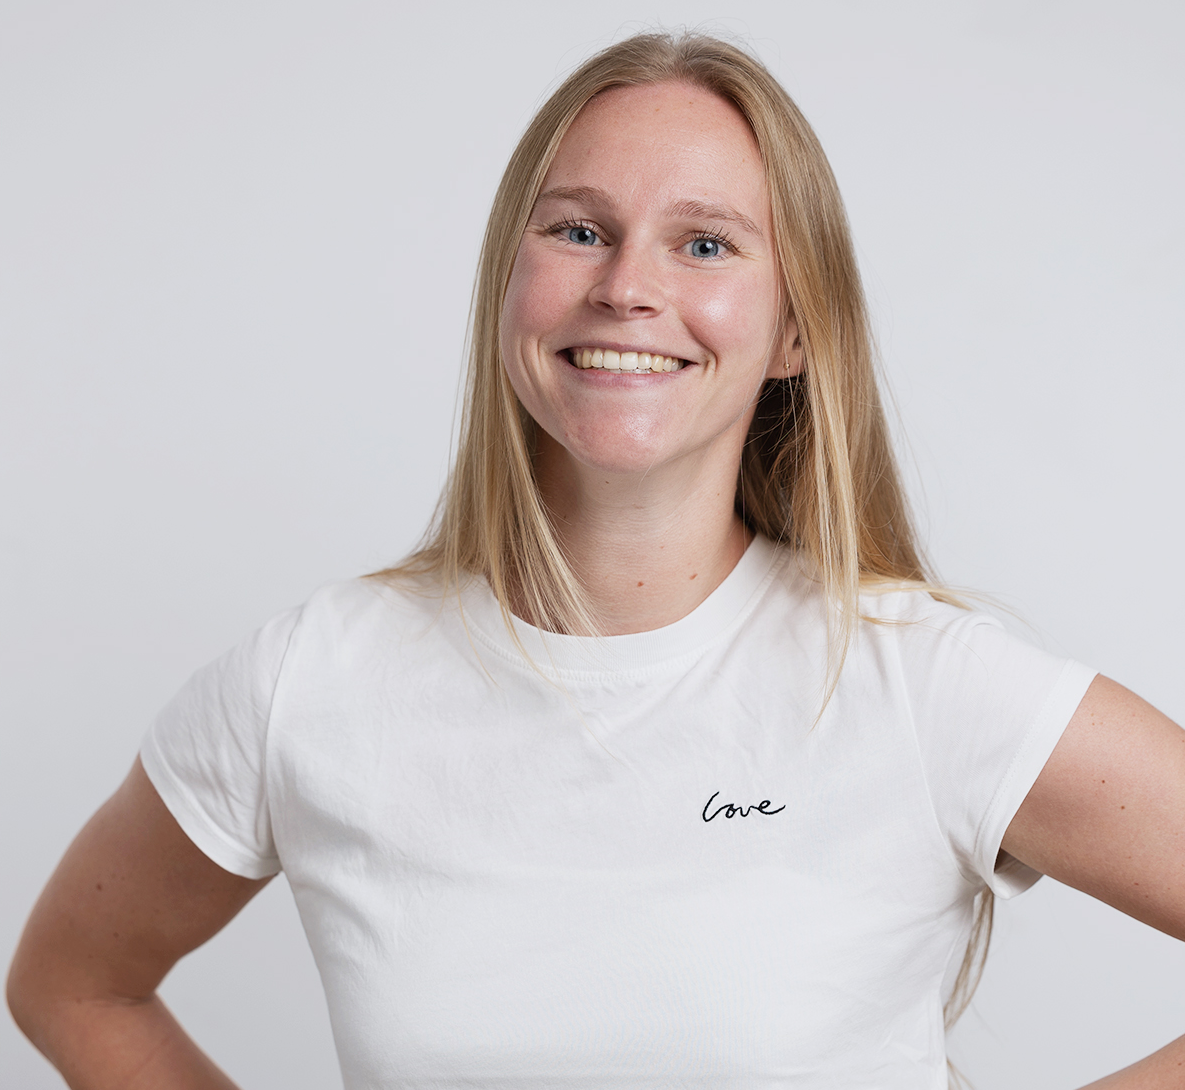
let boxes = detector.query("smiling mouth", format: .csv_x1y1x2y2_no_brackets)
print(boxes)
565,347,687,373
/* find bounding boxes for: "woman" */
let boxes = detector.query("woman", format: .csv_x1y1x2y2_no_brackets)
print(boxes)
8,31,1184,1089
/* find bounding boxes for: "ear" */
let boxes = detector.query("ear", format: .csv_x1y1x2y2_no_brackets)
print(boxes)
766,316,805,380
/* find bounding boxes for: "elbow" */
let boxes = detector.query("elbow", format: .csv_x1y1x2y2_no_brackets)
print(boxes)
7,940,42,1049
6,933,56,1055
6,926,89,1064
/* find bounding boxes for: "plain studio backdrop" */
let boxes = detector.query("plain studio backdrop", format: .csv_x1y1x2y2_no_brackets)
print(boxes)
2,1,1182,1087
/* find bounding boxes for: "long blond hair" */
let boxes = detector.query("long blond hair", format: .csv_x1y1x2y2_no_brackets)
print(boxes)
380,30,990,1035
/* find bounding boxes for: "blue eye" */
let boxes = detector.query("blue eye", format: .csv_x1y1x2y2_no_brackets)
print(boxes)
566,225,598,245
690,238,721,258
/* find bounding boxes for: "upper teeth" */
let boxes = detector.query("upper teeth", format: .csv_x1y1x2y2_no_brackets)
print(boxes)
571,348,684,372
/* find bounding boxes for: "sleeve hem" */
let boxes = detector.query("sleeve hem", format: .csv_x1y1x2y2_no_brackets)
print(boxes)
973,660,1098,898
140,736,282,880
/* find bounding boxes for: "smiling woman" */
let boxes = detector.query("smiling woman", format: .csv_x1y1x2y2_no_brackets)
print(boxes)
498,81,792,633
8,29,1185,1090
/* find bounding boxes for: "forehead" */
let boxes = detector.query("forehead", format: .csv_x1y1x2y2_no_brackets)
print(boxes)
542,81,770,224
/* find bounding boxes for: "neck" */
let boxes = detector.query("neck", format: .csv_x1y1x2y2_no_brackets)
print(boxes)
532,434,752,636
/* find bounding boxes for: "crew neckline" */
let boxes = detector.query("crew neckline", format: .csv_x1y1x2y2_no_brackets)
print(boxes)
461,534,785,678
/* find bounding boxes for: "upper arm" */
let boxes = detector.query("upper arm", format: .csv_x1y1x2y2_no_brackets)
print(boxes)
8,756,271,1015
1002,674,1185,940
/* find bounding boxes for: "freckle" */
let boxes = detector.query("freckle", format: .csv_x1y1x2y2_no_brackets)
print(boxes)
112,931,120,939
95,882,103,891
690,572,698,580
1121,805,1126,809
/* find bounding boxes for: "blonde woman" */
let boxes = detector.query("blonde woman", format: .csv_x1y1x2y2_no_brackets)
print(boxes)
8,32,1184,1090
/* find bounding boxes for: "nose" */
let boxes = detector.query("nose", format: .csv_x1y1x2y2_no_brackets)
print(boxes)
587,243,665,318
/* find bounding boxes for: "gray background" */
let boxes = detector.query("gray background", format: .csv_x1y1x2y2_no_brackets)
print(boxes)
2,1,1182,1087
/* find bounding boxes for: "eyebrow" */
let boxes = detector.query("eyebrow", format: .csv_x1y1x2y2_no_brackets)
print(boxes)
535,186,764,239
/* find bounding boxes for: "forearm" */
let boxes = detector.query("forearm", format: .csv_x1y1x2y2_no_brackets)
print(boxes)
12,989,241,1090
1079,1032,1185,1090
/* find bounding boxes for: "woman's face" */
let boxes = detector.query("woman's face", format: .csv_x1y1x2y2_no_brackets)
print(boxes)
500,81,798,484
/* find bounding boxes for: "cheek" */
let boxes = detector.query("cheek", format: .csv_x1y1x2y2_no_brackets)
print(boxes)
499,248,569,425
502,245,582,347
693,287,739,327
689,276,780,356
501,250,543,348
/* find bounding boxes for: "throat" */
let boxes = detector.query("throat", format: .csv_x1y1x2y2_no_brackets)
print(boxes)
549,513,752,636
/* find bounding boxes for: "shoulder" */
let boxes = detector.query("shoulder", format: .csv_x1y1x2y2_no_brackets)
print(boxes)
760,551,994,654
166,574,459,701
857,582,988,634
855,584,1084,698
762,559,1091,707
859,584,1091,680
266,572,487,691
866,589,1003,672
295,571,455,640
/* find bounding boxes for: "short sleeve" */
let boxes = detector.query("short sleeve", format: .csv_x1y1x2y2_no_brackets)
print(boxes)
891,599,1097,897
140,607,302,878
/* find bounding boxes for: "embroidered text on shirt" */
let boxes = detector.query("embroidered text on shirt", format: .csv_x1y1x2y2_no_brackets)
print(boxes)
701,791,786,822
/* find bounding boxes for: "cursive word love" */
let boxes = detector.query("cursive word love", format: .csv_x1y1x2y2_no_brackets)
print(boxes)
701,791,786,822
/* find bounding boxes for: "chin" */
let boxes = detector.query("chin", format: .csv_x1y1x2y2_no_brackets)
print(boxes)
572,441,690,477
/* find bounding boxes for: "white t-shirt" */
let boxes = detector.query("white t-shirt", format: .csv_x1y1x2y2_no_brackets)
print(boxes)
142,537,1096,1089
